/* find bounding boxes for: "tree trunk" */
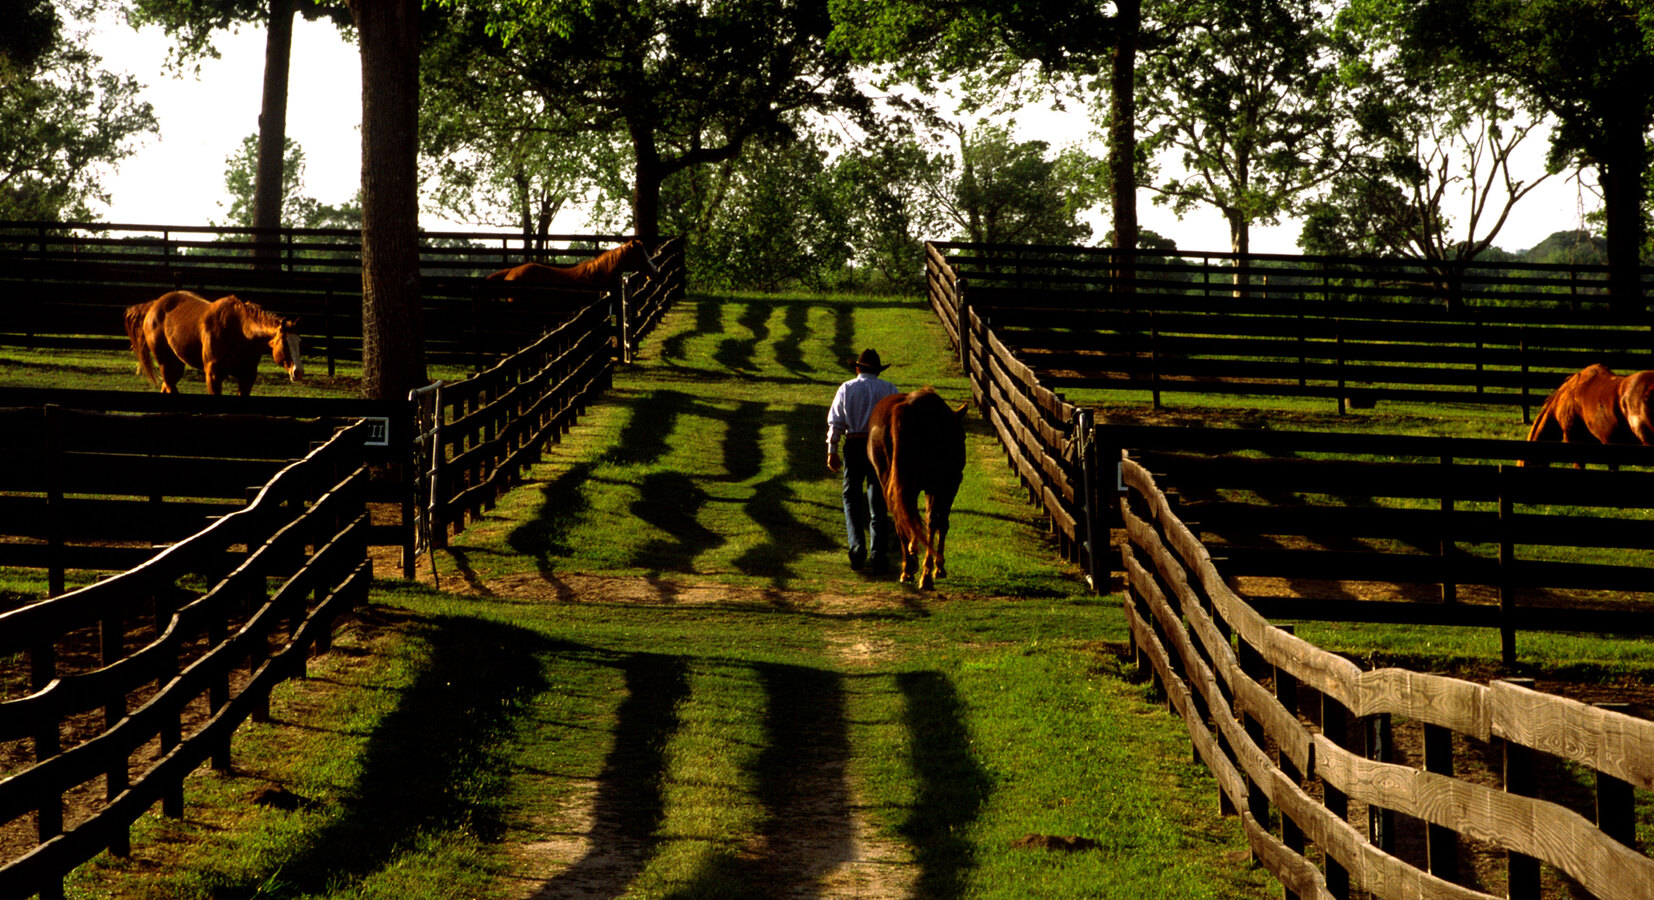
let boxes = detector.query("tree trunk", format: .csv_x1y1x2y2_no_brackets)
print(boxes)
251,0,295,270
1228,207,1251,298
628,118,663,242
1599,110,1647,314
1110,0,1140,295
350,0,427,400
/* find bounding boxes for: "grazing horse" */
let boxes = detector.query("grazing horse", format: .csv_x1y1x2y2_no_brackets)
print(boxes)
1523,363,1654,466
124,291,303,396
485,239,660,301
866,387,968,589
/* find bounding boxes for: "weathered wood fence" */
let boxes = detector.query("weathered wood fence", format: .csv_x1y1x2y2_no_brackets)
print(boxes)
929,240,1654,414
0,420,372,900
1121,456,1654,900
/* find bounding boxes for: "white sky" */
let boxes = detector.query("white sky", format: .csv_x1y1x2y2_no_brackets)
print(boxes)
83,13,1599,255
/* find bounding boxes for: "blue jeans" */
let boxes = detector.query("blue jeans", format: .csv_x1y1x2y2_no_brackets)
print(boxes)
841,436,889,566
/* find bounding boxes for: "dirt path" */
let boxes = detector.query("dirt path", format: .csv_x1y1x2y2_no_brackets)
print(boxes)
392,559,921,900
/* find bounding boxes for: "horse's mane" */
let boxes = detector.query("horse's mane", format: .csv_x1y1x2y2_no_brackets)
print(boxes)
578,240,636,277
225,296,284,330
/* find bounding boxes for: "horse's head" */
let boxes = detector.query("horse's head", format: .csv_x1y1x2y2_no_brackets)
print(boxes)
626,239,661,276
1621,370,1654,444
271,316,304,382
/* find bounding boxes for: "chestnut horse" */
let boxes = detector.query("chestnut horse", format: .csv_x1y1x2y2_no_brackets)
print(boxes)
124,291,303,396
1524,363,1654,466
866,387,968,589
485,239,659,301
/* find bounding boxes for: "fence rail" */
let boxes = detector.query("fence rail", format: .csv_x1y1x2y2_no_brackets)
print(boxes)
0,223,686,374
0,420,372,900
412,300,616,569
930,241,1654,414
1120,455,1654,900
927,239,1654,899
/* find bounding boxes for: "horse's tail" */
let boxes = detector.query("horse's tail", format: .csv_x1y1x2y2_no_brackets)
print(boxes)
124,301,159,386
881,394,930,554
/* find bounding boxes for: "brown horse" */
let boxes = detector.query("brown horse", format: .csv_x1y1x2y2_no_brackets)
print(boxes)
1524,363,1654,466
125,291,303,396
485,239,660,301
866,387,968,589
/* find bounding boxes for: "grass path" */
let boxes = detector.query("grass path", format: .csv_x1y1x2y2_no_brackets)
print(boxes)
66,292,1278,899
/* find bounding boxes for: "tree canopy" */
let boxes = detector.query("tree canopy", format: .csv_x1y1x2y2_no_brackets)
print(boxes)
0,2,157,221
421,0,872,241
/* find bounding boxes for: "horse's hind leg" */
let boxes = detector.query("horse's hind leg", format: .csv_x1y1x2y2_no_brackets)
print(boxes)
160,355,185,393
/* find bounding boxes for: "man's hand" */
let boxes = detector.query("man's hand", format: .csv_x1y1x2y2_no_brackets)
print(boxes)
827,450,841,473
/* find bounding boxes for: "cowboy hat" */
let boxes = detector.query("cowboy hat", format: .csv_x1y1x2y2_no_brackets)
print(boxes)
848,348,892,373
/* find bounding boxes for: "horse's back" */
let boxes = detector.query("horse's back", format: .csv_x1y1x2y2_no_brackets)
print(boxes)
874,388,966,485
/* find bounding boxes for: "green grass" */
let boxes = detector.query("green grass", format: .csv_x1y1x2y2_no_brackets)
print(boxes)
50,291,1278,899
0,342,474,397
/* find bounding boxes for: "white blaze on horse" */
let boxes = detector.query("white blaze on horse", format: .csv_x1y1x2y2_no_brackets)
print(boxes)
124,291,303,396
485,239,660,302
1524,363,1654,466
866,387,968,589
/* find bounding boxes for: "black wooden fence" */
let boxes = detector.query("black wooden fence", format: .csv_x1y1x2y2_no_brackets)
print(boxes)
930,240,1654,414
407,300,617,578
1103,424,1654,664
0,221,686,371
0,420,372,900
0,407,353,596
927,241,1654,661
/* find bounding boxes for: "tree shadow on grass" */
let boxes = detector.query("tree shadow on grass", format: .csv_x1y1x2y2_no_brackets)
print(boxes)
897,670,990,899
659,662,856,900
661,295,725,362
219,612,554,898
629,470,725,573
713,300,775,374
527,650,691,900
732,403,839,584
507,461,595,574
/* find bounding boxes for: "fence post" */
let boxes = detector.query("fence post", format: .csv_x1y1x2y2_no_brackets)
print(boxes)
45,402,63,597
1594,702,1636,848
101,607,132,857
1498,465,1517,666
1423,721,1459,881
1520,331,1531,425
1366,713,1394,853
1274,624,1304,900
956,278,970,376
1336,331,1347,416
1075,408,1101,593
1150,312,1162,409
1440,452,1456,604
1321,694,1352,899
1499,677,1541,900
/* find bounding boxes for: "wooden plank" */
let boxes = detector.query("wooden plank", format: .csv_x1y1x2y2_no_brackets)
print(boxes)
1489,680,1654,790
1316,734,1654,900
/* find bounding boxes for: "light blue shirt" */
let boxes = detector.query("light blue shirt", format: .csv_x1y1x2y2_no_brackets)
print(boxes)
827,372,899,448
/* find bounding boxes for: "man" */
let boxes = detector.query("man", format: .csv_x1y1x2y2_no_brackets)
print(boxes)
827,348,900,572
